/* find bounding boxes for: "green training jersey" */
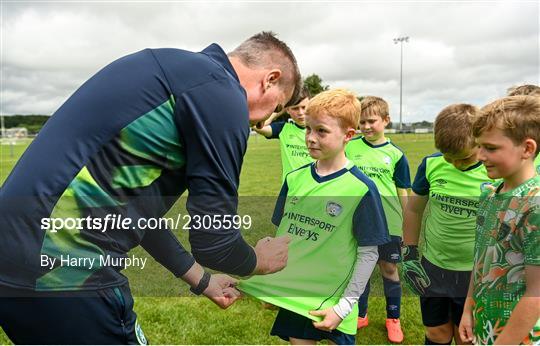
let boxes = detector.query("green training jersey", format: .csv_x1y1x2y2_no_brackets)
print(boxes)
268,121,313,182
346,136,411,237
412,153,495,271
239,161,390,335
472,176,540,345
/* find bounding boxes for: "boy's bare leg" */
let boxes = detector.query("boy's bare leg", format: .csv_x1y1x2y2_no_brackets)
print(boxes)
290,337,317,345
379,260,399,281
454,325,470,345
426,322,454,344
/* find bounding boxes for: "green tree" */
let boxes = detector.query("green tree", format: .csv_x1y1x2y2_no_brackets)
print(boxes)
304,74,329,96
2,115,50,134
412,121,433,128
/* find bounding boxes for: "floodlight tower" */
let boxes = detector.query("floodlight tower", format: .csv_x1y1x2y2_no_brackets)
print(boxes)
393,36,409,132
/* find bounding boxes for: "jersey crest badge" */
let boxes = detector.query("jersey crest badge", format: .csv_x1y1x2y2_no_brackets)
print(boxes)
326,202,342,217
383,156,391,165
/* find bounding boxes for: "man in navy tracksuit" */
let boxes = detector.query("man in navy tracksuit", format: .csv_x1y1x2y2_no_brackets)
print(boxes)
0,31,300,344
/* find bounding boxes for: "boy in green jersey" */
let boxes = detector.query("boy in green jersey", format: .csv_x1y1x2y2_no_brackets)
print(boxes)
345,96,410,342
402,104,495,345
253,86,313,181
459,96,540,345
240,89,390,345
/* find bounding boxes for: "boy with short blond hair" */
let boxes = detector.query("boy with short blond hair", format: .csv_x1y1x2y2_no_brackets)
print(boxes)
507,84,540,97
253,86,313,182
506,84,540,172
345,96,410,343
459,95,540,345
402,104,495,345
241,89,390,345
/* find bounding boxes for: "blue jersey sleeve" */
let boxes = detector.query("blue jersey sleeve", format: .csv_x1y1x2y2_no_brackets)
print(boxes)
393,154,411,189
177,78,256,276
412,156,430,196
140,228,195,277
352,177,391,246
268,121,286,139
120,198,196,278
272,179,289,226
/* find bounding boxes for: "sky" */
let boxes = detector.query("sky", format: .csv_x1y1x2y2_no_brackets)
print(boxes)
1,1,538,123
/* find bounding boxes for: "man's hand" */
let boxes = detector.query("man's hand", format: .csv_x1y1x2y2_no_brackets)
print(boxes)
310,308,343,332
203,274,241,309
458,302,475,344
253,236,290,275
401,245,431,296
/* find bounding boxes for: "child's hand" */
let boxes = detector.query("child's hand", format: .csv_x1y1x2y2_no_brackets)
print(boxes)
309,307,343,332
458,307,474,344
401,244,431,296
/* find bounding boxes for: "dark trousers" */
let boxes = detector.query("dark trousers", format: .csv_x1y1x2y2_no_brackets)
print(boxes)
0,284,147,345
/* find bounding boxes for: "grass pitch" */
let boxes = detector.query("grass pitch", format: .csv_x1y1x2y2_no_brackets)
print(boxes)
0,134,435,345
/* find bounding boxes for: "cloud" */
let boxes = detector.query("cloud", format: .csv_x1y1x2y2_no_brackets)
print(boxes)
1,1,538,122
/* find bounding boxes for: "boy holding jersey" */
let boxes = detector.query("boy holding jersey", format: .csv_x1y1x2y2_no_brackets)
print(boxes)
240,89,390,344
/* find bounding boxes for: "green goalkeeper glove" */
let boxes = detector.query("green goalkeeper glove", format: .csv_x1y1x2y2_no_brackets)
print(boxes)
401,245,431,296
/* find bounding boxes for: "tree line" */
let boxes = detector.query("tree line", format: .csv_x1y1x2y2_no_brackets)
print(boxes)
1,74,432,135
2,115,50,134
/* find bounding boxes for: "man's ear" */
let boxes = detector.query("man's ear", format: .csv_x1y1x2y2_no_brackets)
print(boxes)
522,138,537,159
265,69,282,89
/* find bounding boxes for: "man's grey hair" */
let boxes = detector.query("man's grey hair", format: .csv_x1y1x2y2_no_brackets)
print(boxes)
229,31,302,107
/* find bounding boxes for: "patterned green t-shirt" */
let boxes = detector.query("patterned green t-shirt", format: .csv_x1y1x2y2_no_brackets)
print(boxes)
472,176,540,345
268,121,313,182
346,136,411,237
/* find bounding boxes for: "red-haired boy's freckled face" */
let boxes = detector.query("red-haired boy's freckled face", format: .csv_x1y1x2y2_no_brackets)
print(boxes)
476,127,525,179
359,113,388,143
287,97,309,127
305,113,348,161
